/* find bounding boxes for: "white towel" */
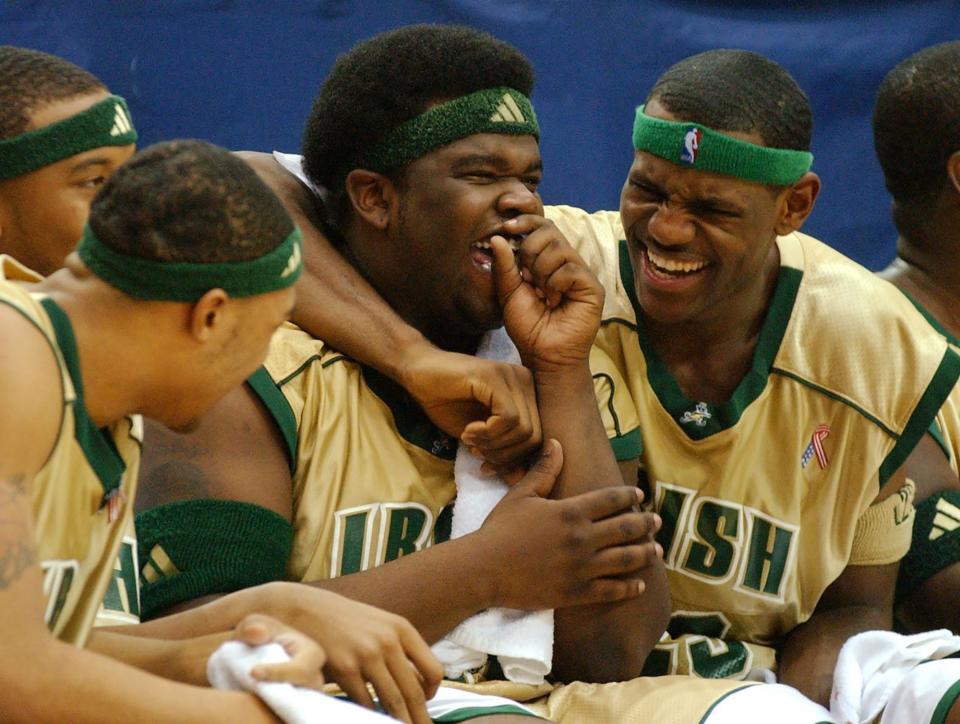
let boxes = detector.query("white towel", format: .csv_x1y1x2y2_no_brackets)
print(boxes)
207,640,394,723
431,327,554,686
830,628,960,723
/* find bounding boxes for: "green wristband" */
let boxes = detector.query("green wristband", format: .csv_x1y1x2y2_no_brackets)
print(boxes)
632,105,813,185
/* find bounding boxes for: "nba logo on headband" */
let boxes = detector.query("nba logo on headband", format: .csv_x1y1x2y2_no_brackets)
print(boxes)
680,127,702,164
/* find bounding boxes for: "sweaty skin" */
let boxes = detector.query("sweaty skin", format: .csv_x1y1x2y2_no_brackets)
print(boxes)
0,90,134,275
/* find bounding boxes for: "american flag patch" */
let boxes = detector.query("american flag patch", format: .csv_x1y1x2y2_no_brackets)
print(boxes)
801,425,830,469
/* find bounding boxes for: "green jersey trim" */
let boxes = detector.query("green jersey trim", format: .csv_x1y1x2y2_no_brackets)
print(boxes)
273,351,458,460
433,705,540,722
361,365,459,460
246,367,298,472
617,239,802,440
879,346,960,486
931,674,960,724
901,289,960,348
769,367,897,437
39,297,126,499
697,684,757,724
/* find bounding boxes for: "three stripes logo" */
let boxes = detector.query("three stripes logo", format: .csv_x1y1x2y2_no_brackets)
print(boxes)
110,103,134,137
140,544,180,584
281,240,302,279
489,93,525,124
929,497,960,540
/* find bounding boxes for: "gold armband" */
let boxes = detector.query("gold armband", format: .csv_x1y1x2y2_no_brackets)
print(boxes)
850,478,916,565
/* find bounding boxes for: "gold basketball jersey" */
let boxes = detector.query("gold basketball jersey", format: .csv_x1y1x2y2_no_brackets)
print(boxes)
0,280,142,645
546,205,956,677
253,322,640,584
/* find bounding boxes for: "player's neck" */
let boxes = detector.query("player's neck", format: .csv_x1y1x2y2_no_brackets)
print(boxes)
38,275,158,427
889,236,960,340
645,259,779,405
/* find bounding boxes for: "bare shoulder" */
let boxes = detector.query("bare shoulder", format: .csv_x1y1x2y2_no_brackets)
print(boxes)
0,303,63,478
137,382,293,519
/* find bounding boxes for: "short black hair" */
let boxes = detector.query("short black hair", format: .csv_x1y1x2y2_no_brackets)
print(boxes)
0,45,106,139
301,24,535,224
873,41,960,204
89,140,293,263
648,49,812,151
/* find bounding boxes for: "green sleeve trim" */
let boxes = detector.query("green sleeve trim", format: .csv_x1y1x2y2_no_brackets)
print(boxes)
136,499,292,620
40,297,127,501
433,705,540,722
246,367,298,473
610,428,642,461
901,288,960,348
932,677,960,724
697,684,758,724
880,347,960,486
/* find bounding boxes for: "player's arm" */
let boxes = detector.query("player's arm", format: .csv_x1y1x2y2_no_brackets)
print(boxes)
137,386,441,724
139,406,652,646
777,467,911,706
0,307,283,723
237,151,540,471
891,432,960,632
491,218,671,683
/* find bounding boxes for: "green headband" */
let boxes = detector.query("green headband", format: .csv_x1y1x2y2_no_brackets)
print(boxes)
76,224,303,302
352,87,540,177
632,105,813,185
0,95,137,180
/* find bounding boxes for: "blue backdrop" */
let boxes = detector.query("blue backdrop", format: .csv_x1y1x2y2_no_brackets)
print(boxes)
4,1,958,269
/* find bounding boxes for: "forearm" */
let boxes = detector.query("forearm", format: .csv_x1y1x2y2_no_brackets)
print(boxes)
2,634,274,723
86,628,230,685
535,365,670,682
305,536,494,643
778,605,890,706
293,231,429,382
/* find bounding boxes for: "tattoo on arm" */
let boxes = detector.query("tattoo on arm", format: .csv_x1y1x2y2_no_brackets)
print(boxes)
0,474,36,590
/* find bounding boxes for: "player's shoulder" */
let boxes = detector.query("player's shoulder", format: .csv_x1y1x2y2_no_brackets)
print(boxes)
544,205,635,321
0,283,64,476
262,321,350,388
776,232,954,430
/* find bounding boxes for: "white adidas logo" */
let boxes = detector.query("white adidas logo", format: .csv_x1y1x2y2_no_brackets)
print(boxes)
489,93,525,123
280,241,302,279
109,104,133,137
929,497,960,540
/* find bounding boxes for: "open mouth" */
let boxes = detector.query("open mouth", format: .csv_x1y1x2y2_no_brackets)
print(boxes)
642,246,709,281
470,235,523,272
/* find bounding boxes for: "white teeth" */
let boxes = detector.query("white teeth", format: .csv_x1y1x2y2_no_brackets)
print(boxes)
646,248,707,273
472,236,521,252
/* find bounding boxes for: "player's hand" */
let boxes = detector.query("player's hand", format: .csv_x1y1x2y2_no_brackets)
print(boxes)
475,440,663,610
276,588,441,724
398,342,541,475
492,215,605,372
233,613,327,690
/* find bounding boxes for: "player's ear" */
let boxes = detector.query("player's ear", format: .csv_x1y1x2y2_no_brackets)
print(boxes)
188,288,229,342
774,172,820,236
344,169,399,231
945,150,960,198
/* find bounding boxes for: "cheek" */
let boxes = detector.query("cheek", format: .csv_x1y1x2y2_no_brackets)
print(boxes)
36,191,90,247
